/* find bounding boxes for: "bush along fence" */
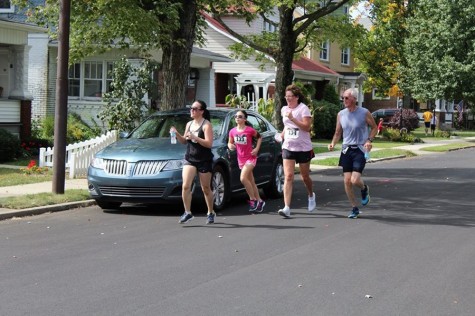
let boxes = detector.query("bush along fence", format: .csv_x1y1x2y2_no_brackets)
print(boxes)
39,131,117,178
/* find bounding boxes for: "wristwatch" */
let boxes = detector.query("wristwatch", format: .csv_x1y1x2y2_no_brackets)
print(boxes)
367,138,374,142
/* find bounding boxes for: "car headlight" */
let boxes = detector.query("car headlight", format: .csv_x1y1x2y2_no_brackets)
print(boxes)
162,159,185,171
90,157,105,170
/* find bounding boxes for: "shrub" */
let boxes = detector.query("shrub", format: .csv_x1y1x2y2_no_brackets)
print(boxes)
34,113,102,145
388,109,420,132
20,137,52,157
0,129,21,162
99,57,159,132
311,100,340,139
382,128,423,143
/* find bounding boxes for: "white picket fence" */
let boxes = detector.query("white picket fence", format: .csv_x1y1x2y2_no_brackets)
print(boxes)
39,130,118,179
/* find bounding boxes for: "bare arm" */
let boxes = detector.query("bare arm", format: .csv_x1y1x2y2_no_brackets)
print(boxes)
328,113,342,151
287,111,312,132
227,132,236,151
251,131,262,156
364,111,378,151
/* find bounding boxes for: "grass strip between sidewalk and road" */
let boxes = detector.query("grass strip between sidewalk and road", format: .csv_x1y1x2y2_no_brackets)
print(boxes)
420,143,475,152
0,189,90,209
311,148,416,167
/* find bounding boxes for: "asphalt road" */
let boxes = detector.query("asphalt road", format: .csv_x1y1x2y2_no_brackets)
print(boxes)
1,148,474,316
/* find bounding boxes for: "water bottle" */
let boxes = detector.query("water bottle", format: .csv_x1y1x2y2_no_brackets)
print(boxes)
364,151,370,161
170,130,177,144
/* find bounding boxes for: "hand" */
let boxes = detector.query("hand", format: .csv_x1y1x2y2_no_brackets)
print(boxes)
251,148,259,156
285,111,294,121
364,142,372,152
228,143,236,151
328,143,334,151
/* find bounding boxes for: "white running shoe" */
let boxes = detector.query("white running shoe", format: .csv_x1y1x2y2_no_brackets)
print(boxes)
308,192,316,212
278,208,291,218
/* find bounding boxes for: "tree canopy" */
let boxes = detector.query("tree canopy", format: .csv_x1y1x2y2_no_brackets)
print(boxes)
14,0,206,110
353,0,412,97
401,0,475,104
209,0,359,128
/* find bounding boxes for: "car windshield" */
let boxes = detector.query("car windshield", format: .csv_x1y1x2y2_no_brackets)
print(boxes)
128,113,226,139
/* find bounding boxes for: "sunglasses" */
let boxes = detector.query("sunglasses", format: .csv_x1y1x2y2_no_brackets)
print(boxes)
342,96,350,100
234,115,245,119
190,107,202,111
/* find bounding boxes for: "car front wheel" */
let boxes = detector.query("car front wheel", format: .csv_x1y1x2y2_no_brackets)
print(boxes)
264,159,284,198
211,165,229,211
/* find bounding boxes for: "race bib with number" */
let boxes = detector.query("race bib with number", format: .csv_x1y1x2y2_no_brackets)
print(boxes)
285,128,299,139
234,134,248,145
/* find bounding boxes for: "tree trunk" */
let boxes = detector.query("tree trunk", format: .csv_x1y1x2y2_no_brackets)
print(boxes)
160,0,198,110
272,7,297,130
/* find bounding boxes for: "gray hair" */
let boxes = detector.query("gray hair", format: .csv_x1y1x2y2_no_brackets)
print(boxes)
346,88,358,99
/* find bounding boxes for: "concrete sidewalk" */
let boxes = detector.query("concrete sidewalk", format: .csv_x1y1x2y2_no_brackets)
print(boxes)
1,136,474,220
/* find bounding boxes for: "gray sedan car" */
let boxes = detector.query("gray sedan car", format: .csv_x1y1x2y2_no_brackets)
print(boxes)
87,108,284,210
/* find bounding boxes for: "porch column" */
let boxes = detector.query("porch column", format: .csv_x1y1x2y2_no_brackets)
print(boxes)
9,45,33,101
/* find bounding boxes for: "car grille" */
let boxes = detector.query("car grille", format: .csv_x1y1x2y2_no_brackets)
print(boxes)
98,186,166,197
104,159,128,175
104,159,167,176
134,160,167,176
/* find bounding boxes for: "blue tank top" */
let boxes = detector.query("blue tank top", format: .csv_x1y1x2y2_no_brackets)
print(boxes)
339,107,369,149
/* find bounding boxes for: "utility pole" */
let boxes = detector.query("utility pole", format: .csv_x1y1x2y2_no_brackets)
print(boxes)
52,0,71,194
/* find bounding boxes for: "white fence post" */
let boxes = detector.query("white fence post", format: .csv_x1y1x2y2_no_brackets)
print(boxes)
38,130,118,179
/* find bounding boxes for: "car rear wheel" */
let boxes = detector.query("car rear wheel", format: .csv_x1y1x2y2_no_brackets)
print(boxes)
211,165,229,211
264,159,284,198
96,200,122,210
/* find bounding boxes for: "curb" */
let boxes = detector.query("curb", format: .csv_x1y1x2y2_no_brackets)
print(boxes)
0,199,96,221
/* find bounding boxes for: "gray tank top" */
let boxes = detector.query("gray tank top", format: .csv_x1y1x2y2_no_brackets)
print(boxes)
339,107,369,150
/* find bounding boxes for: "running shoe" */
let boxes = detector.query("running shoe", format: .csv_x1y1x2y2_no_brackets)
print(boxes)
347,207,360,219
249,200,257,212
206,213,215,224
308,192,316,212
255,200,265,213
179,212,194,223
361,185,370,206
278,208,291,218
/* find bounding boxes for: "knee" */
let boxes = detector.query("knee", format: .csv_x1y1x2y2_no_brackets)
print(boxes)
284,174,294,183
182,183,192,192
201,184,212,195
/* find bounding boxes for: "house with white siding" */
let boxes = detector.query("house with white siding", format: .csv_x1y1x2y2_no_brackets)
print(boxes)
202,12,341,106
0,1,46,140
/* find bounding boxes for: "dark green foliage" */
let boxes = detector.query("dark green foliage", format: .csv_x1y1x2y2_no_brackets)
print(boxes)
387,108,419,132
382,128,423,143
0,129,21,162
67,113,102,144
34,114,102,145
311,100,340,139
99,58,159,132
322,84,341,105
20,137,52,157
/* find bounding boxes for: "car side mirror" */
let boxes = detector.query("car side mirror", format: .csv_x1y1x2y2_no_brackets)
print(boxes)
119,131,129,139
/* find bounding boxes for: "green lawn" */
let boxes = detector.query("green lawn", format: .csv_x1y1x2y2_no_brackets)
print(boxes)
0,168,53,187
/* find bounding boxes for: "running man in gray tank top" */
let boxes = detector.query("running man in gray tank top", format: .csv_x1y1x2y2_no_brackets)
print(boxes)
328,88,378,219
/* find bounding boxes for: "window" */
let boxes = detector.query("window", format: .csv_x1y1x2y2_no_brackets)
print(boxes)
320,41,329,61
68,61,115,98
263,20,277,33
0,0,14,12
68,63,80,97
341,48,350,65
343,5,349,16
